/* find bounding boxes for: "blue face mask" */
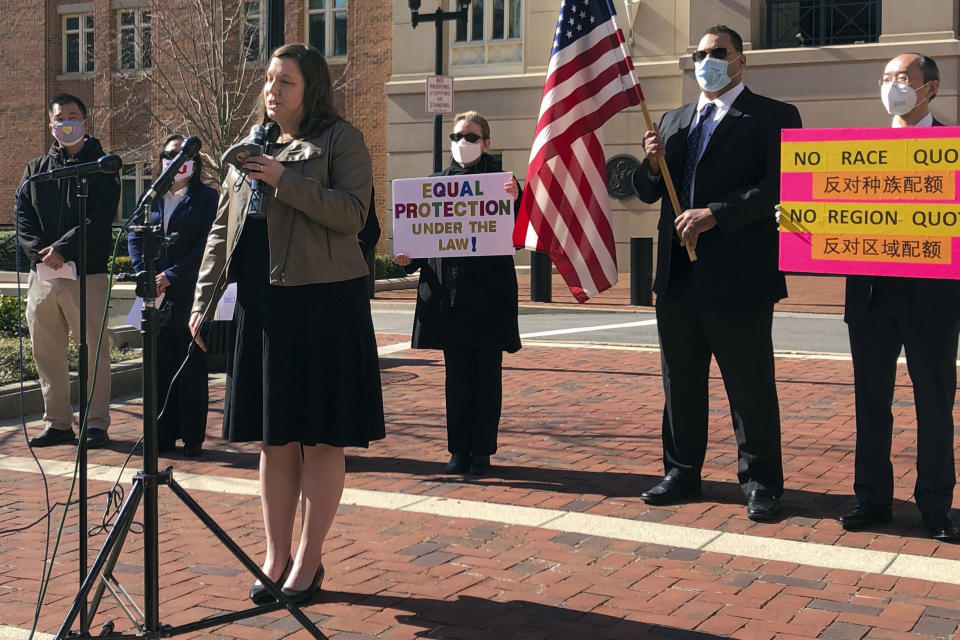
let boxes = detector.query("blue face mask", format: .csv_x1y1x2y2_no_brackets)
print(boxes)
695,57,740,93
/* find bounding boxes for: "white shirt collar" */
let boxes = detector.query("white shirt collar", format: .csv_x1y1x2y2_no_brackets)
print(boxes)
892,112,933,128
697,82,746,113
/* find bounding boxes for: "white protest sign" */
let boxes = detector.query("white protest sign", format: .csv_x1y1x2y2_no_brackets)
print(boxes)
214,283,237,321
392,172,515,258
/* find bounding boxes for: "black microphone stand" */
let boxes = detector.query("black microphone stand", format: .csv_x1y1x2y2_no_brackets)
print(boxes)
76,174,91,635
54,203,328,638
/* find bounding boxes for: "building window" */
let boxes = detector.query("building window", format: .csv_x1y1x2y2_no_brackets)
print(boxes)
243,1,266,63
766,0,880,48
119,164,152,221
119,10,152,70
453,0,522,66
306,0,347,58
63,14,94,74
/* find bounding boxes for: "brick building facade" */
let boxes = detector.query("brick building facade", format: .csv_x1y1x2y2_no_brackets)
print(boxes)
0,0,391,252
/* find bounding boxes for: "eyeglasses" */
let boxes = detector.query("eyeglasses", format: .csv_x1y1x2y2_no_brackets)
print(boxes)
878,72,912,87
449,132,483,143
691,47,731,63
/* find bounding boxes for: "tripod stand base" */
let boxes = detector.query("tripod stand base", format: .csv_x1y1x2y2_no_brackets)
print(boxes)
55,468,328,640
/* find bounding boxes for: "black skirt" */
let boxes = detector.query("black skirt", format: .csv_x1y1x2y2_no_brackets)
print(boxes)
222,218,386,447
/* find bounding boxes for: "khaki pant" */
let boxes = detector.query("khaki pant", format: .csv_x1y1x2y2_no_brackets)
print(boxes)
25,272,112,432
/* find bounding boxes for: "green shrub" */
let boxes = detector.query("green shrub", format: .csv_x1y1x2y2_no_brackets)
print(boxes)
111,227,131,258
0,231,26,272
109,255,134,275
0,296,27,338
375,255,407,280
0,337,141,386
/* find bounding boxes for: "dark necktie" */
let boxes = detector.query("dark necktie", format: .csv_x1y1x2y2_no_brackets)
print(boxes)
678,102,716,212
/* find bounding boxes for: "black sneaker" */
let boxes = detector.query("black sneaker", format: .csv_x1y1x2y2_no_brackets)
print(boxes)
444,453,470,474
86,428,109,449
183,443,203,458
29,427,76,447
468,455,491,476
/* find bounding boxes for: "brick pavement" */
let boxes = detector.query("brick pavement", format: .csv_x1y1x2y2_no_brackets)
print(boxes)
1,332,959,639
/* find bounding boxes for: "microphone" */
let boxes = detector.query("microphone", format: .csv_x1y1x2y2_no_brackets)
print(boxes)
30,154,123,183
138,136,201,208
249,123,281,191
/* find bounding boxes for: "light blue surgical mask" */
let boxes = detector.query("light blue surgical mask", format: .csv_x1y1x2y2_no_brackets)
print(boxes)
695,57,740,93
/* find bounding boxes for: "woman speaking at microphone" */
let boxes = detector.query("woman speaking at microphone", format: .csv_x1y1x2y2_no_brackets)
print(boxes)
394,111,521,476
189,43,385,605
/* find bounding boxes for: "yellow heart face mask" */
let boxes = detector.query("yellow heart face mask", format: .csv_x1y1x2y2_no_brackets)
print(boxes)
52,120,86,145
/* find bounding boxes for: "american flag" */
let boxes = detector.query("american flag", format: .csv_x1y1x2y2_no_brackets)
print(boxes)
513,0,643,302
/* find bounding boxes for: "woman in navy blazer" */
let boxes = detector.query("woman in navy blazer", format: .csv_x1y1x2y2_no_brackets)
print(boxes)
129,135,217,456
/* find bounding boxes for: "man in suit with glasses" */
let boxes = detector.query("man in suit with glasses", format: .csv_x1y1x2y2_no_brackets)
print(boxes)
839,53,960,541
633,25,802,521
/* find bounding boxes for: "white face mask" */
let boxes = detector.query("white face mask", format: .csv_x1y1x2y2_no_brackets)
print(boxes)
881,81,927,116
162,158,195,181
695,57,740,93
451,140,483,166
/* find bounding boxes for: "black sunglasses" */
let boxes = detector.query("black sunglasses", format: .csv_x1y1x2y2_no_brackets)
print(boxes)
449,132,483,143
691,47,730,63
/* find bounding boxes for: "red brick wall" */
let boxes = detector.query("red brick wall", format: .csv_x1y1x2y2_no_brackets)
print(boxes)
0,0,49,213
339,2,392,253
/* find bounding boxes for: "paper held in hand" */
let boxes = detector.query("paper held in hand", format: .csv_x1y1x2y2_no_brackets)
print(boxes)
392,172,516,259
37,260,78,281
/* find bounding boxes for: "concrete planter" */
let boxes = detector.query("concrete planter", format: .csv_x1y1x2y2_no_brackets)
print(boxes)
0,359,142,420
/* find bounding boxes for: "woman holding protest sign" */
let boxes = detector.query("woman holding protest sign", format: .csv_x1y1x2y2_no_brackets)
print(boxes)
189,43,384,605
394,111,522,476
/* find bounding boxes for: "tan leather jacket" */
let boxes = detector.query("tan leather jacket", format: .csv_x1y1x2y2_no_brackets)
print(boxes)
192,118,372,319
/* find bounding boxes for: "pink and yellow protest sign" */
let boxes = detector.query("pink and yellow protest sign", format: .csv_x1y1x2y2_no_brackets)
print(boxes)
779,126,960,279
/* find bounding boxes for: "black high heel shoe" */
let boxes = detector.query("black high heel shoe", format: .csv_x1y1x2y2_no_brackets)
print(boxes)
281,564,325,605
249,556,292,605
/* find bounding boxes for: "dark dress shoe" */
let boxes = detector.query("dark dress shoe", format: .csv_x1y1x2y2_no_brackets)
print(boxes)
281,564,325,605
746,489,781,521
86,428,109,449
839,504,893,531
29,427,76,447
468,455,491,476
183,443,203,458
921,511,960,542
444,453,470,474
640,475,701,505
250,556,292,605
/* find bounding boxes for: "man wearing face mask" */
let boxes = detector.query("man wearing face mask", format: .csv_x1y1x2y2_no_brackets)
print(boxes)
839,54,960,541
632,26,802,521
128,135,217,457
16,94,120,448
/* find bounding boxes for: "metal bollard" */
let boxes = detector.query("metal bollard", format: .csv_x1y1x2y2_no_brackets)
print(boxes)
530,250,552,303
630,237,653,306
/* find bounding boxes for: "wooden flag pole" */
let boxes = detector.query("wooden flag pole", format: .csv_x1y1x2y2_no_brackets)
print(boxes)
638,100,697,262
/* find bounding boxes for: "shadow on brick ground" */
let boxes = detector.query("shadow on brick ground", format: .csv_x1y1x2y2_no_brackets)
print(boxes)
319,590,727,640
345,454,934,538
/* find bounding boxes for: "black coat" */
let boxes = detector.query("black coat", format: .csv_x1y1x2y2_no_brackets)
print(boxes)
406,154,521,353
634,87,802,304
16,136,121,273
844,118,960,325
128,184,217,326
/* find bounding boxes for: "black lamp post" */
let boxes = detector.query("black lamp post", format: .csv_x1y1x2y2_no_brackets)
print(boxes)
409,0,471,173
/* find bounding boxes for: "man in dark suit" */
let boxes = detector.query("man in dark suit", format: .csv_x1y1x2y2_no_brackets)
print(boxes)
633,25,802,521
838,53,960,541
